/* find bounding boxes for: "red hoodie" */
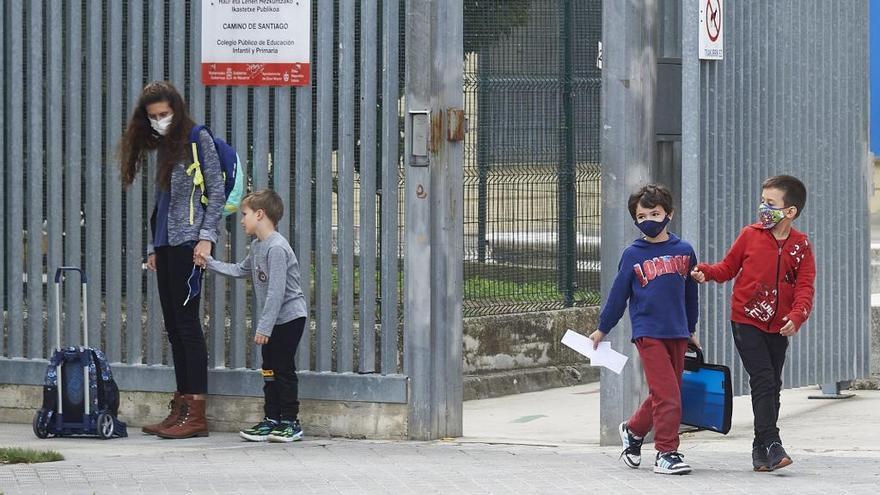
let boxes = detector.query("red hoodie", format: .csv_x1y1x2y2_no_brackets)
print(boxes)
696,223,816,333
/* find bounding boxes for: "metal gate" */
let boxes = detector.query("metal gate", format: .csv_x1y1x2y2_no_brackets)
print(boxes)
0,0,409,409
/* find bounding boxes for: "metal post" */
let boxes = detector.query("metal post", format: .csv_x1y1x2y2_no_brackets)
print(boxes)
404,0,434,440
476,56,489,264
598,0,658,446
559,0,577,307
680,0,701,249
405,0,464,440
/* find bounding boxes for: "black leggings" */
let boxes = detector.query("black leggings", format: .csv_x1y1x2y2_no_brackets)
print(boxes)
262,318,306,421
155,245,208,395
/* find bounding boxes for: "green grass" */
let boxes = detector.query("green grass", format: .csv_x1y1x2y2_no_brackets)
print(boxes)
0,447,64,464
464,276,599,303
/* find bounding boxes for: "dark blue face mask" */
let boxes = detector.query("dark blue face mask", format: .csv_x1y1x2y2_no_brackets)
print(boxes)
183,265,203,306
635,215,670,238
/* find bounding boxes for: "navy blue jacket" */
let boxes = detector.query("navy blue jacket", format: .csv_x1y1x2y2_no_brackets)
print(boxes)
598,234,698,340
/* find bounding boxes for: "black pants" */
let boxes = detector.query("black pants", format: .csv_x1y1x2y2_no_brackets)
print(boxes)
732,322,789,447
155,245,208,395
262,317,306,421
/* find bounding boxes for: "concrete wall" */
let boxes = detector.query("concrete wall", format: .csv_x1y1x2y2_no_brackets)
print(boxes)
0,385,408,439
464,307,599,373
462,307,601,399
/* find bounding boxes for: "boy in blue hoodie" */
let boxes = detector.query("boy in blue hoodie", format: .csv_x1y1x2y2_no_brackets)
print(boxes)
589,184,699,475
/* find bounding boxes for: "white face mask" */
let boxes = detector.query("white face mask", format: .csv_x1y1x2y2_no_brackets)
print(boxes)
149,114,174,136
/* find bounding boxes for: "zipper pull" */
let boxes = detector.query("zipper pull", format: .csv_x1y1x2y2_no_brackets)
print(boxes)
778,247,782,255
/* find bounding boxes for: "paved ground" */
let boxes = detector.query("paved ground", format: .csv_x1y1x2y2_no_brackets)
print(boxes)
2,384,879,494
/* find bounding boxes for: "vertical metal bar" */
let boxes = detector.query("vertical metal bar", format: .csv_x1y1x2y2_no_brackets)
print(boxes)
105,0,124,362
209,87,228,369
253,89,270,190
598,0,656,446
475,60,488,265
85,0,103,350
231,87,248,369
188,0,208,361
404,0,433,440
858,0,871,379
0,0,6,356
380,0,400,375
125,0,145,365
169,0,186,94
26,0,44,359
147,0,165,365
8,0,25,357
432,0,464,439
273,84,293,362
190,0,206,123
558,0,576,307
64,0,83,347
358,0,378,373
275,88,292,241
336,0,355,373
315,0,334,372
294,86,313,372
252,86,270,368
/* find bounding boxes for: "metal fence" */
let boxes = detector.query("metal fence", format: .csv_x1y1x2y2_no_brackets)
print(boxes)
462,0,603,316
0,0,409,404
680,0,871,394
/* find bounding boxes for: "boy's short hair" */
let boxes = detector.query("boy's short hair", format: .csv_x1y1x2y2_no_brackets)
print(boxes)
762,175,806,218
628,184,674,220
242,189,284,226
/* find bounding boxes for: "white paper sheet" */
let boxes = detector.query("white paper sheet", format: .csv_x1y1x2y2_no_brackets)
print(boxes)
561,329,629,374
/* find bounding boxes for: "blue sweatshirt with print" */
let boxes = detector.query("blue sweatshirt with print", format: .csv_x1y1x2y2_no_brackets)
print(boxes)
598,234,699,341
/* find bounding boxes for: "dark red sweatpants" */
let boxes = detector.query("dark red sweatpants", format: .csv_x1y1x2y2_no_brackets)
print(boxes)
626,337,688,453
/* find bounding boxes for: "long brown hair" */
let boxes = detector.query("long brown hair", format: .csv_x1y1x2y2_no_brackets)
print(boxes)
118,81,196,188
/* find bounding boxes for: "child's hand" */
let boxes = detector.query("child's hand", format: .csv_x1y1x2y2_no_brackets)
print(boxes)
690,267,706,283
588,330,606,350
254,334,269,345
779,316,797,337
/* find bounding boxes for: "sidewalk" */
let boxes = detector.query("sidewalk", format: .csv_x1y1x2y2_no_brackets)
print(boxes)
1,384,879,494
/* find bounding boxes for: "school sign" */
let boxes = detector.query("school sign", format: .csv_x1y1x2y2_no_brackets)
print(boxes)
201,0,311,86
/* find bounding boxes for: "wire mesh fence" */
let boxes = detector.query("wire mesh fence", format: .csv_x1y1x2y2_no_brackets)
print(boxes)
463,0,602,316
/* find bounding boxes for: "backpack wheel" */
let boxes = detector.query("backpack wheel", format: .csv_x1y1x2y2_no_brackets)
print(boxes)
33,409,49,439
97,412,115,439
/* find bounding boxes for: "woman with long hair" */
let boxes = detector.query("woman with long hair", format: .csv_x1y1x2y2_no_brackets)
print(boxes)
119,81,224,438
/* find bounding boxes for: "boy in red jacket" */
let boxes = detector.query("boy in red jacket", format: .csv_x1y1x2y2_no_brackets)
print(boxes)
691,175,815,472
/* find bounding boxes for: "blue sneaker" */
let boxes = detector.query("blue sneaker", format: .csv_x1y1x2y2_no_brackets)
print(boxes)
239,418,277,442
654,451,691,475
267,419,303,443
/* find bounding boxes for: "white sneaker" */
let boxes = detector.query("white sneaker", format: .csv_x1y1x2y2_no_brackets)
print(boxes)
618,422,642,469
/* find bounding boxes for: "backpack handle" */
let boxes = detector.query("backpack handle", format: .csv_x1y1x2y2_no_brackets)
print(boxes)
684,342,704,372
53,267,89,350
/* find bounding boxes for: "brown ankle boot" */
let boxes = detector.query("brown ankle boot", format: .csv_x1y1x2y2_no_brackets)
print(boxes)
156,394,209,439
142,392,182,435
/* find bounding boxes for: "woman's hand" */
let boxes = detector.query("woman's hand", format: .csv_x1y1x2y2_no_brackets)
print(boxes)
146,254,156,272
194,240,212,266
588,330,606,350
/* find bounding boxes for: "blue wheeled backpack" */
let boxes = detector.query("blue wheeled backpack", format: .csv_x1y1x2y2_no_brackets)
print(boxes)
33,267,127,439
186,124,245,218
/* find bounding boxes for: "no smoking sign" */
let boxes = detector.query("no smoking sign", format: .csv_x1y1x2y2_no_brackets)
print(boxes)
699,0,724,60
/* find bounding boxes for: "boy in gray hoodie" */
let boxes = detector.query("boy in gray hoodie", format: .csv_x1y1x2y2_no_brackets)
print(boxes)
198,189,309,442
